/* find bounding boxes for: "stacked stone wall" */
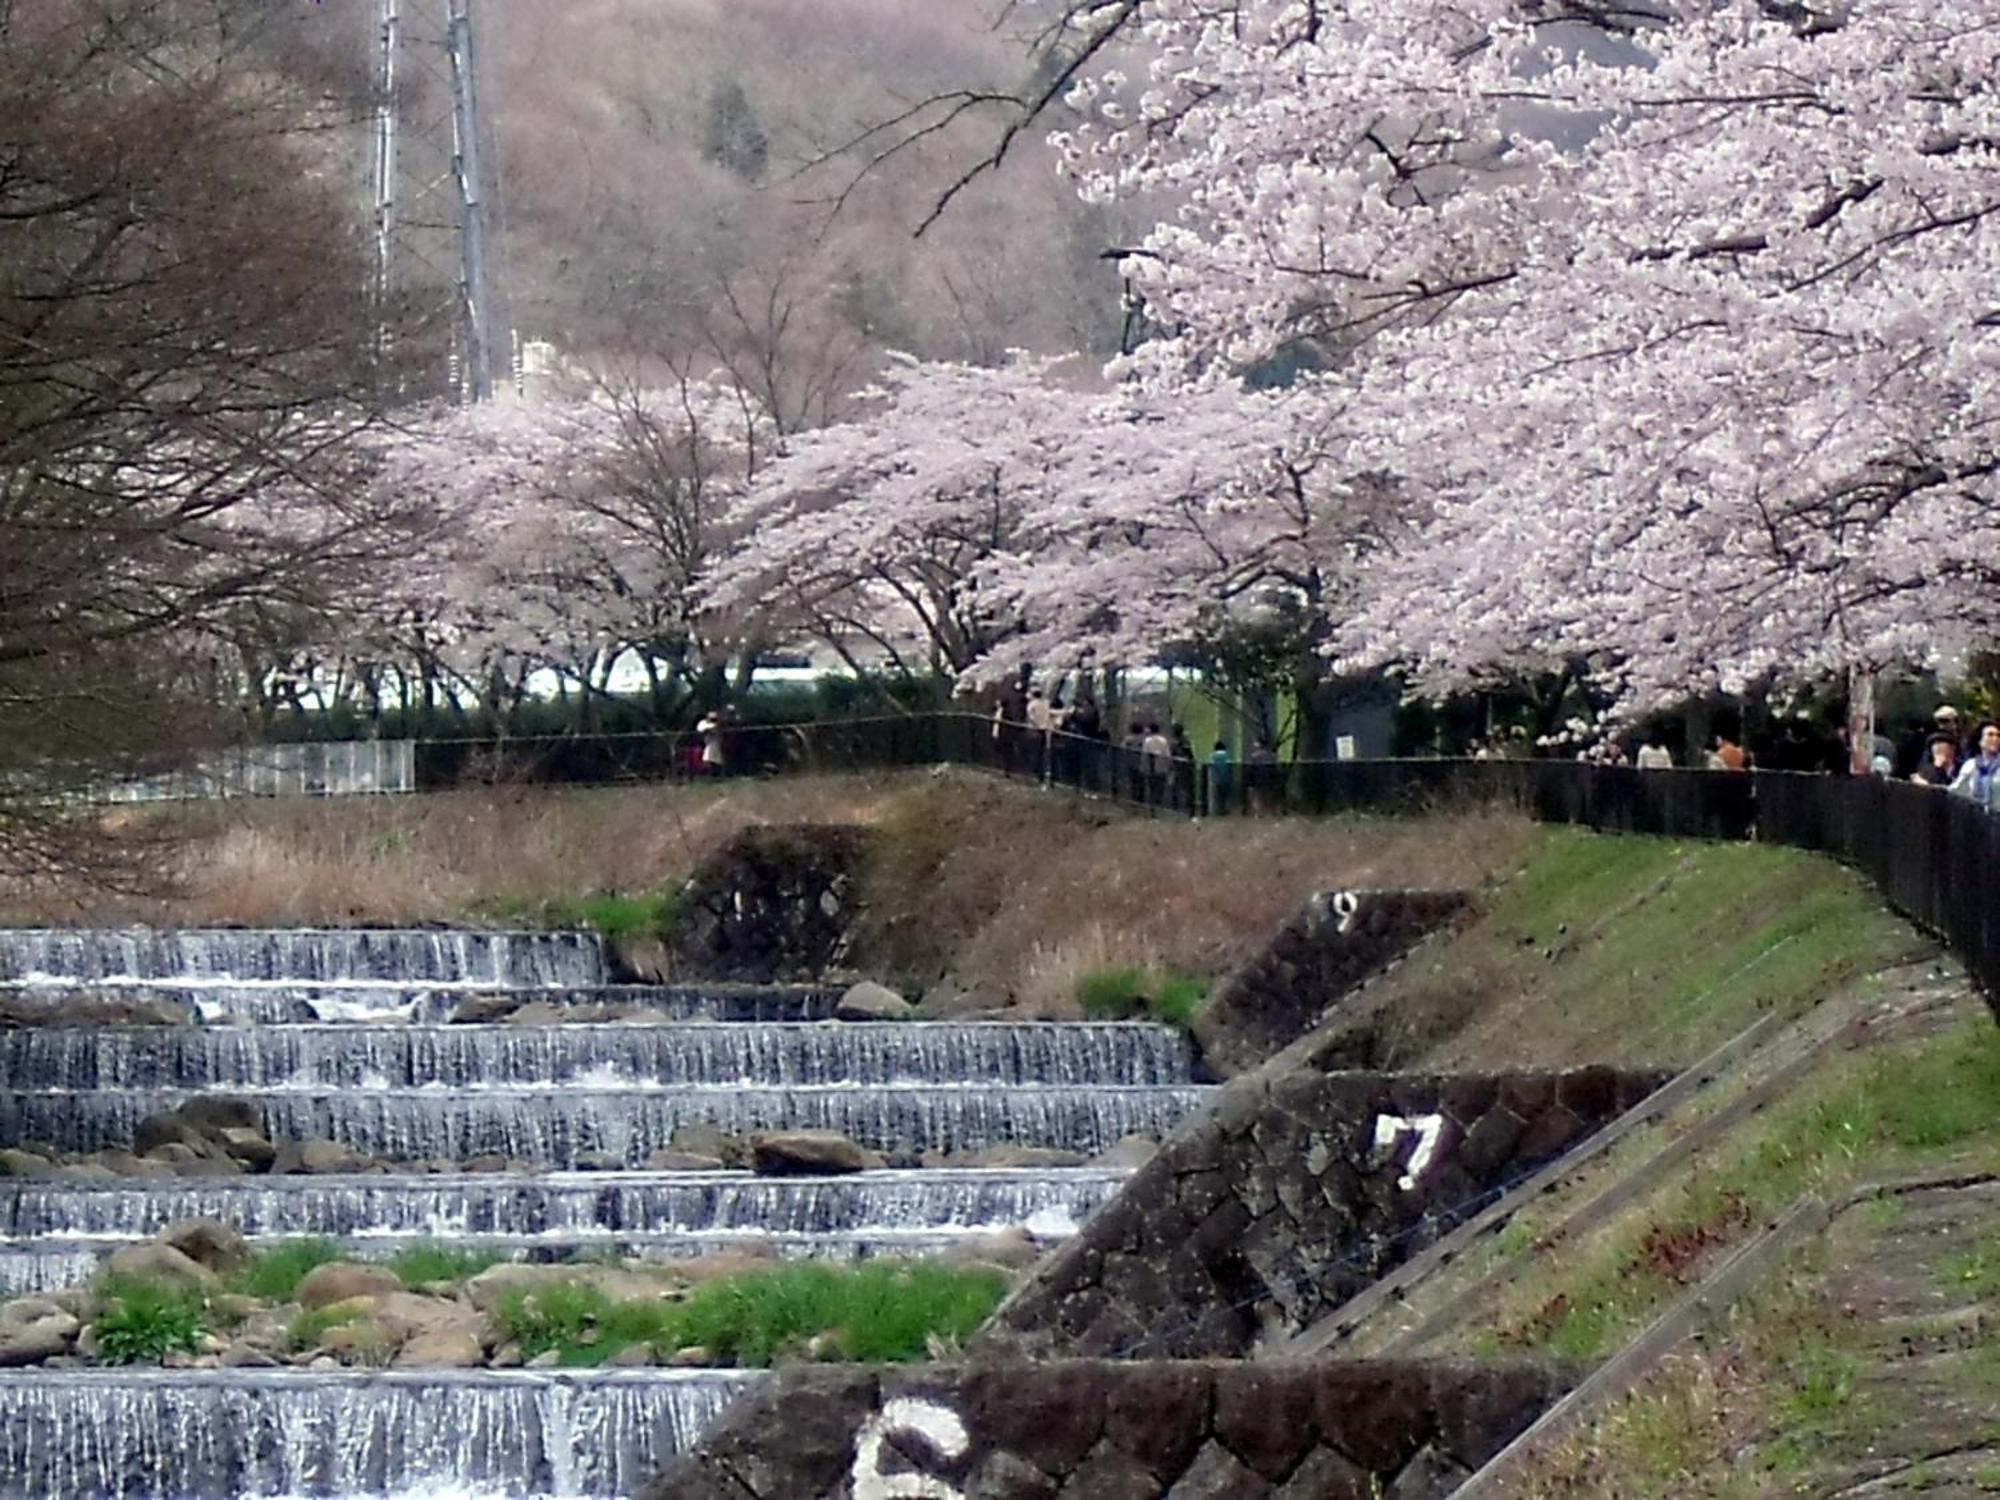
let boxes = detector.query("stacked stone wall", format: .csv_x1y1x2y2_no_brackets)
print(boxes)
979,1066,1666,1360
665,825,870,983
1191,890,1469,1076
646,1356,1568,1500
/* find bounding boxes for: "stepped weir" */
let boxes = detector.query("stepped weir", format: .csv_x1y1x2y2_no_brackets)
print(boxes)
0,927,1207,1497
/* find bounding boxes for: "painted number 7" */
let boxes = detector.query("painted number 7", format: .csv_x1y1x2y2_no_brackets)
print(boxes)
1371,1113,1446,1192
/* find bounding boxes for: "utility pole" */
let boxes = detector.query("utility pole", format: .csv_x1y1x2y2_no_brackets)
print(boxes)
372,0,504,402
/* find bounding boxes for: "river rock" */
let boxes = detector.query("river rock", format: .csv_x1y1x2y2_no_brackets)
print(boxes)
220,1344,282,1369
93,1149,171,1179
449,994,520,1025
104,1243,218,1292
295,1262,400,1310
158,1218,250,1275
273,1138,372,1176
750,1130,882,1176
0,993,186,1029
0,1149,52,1177
602,1342,656,1368
0,1298,79,1366
216,1126,277,1173
834,981,914,1021
369,1293,482,1345
169,1153,243,1179
668,1123,746,1168
394,1328,483,1369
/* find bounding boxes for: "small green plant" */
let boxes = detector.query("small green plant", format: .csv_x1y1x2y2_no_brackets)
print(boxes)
499,1281,613,1361
1151,975,1209,1028
1940,1236,2000,1299
495,1262,1012,1369
93,1278,206,1366
231,1237,342,1302
1075,967,1209,1027
483,889,682,940
289,1303,366,1353
388,1242,506,1288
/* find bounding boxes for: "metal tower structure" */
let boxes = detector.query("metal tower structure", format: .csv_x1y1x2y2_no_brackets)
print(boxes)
372,0,504,402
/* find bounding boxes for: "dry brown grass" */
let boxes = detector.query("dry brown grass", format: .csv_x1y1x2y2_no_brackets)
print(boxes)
0,770,1537,1014
0,775,926,927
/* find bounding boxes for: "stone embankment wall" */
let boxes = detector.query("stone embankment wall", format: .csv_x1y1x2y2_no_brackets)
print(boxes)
664,825,870,983
979,1066,1667,1360
1191,890,1468,1076
645,1356,1568,1500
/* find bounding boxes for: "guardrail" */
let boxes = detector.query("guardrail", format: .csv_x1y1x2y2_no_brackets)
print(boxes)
171,712,1996,1012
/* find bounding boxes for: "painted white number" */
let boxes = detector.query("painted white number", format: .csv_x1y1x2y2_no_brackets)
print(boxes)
851,1397,969,1500
1332,890,1361,934
1371,1112,1446,1192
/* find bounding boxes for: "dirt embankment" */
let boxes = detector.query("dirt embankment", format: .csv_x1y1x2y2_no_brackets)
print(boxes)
0,770,1532,1015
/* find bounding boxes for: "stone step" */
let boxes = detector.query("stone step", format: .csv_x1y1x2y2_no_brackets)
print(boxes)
0,1020,1195,1089
0,1085,1211,1165
0,1167,1130,1241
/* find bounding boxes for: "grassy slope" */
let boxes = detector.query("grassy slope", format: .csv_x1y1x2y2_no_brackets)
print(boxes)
1342,829,1995,1495
1349,828,1926,1071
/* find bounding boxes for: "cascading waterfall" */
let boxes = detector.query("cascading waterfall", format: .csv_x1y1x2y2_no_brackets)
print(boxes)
0,1167,1127,1239
0,1082,1210,1162
0,926,1213,1497
0,1370,757,1499
0,1021,1195,1088
0,929,607,988
0,982,840,1026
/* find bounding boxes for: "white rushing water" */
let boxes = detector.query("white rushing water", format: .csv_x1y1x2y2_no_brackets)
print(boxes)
0,1082,1210,1162
0,1020,1195,1089
0,930,609,988
0,926,1205,1497
0,1370,759,1499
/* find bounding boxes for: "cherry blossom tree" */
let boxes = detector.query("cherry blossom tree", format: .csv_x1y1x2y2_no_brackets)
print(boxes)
1042,0,2000,715
715,350,1399,747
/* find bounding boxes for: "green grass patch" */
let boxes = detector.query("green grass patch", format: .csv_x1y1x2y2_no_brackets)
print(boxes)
498,1261,1011,1369
93,1277,206,1366
1493,1023,2000,1361
230,1238,342,1302
289,1303,366,1352
479,888,681,940
1939,1235,2000,1299
1366,829,1924,1071
387,1242,507,1288
1075,967,1209,1028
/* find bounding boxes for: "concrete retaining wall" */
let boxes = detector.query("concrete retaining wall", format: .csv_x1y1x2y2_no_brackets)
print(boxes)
645,1356,1569,1500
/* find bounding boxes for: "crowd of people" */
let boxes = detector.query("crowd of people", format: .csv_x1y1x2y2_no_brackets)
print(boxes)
1003,688,1285,814
999,685,2000,818
1575,705,2000,810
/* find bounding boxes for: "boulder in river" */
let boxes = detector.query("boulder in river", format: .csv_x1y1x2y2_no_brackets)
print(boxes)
749,1130,883,1176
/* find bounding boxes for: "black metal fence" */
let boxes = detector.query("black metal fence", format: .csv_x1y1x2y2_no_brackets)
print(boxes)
400,711,1996,1008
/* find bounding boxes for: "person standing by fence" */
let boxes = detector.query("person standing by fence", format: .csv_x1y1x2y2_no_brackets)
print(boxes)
1912,735,1961,789
1141,723,1172,808
1207,739,1234,815
1950,722,2000,809
1247,738,1280,814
